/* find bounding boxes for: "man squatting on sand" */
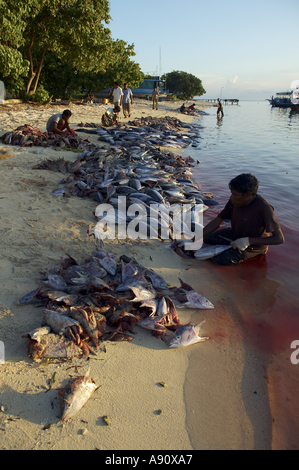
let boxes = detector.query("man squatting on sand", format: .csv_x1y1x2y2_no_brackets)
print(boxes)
202,173,285,265
46,109,74,136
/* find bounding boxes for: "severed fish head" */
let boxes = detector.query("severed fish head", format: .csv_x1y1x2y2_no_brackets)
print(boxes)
128,285,156,302
137,316,166,331
99,256,117,276
60,369,98,422
169,322,209,348
177,290,214,310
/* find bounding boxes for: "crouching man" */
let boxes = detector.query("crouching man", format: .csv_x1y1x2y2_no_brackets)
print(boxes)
46,109,74,136
202,173,285,265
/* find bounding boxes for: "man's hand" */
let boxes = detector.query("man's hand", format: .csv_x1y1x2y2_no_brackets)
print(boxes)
231,237,250,251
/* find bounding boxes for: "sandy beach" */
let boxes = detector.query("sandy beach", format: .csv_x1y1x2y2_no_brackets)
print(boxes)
0,98,275,450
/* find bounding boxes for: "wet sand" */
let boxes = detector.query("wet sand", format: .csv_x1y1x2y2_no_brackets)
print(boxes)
0,98,273,450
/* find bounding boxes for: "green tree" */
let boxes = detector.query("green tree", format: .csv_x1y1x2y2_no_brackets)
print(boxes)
0,0,142,100
163,71,206,100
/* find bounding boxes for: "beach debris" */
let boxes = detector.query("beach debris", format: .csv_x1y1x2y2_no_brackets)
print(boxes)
102,415,111,426
169,322,209,348
158,381,166,387
51,188,65,197
0,148,13,160
58,369,98,422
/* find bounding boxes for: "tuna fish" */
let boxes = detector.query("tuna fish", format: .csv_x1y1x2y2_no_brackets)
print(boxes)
137,316,167,332
194,245,232,260
19,286,43,305
129,285,156,302
169,322,209,348
42,309,81,336
59,369,98,422
177,290,214,310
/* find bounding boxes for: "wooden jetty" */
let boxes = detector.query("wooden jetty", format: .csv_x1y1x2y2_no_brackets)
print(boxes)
198,98,239,105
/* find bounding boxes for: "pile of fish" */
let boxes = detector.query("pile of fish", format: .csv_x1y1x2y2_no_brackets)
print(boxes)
20,249,213,361
33,118,219,243
78,122,102,128
0,124,96,151
75,116,202,149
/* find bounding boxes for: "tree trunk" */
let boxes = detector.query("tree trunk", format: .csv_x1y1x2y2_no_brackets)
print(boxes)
29,45,47,95
26,32,36,94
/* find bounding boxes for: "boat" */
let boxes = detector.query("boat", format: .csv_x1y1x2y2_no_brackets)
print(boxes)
131,77,167,99
290,88,299,111
267,91,292,108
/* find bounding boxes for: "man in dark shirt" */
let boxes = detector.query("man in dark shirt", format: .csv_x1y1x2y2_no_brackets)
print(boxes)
202,173,284,265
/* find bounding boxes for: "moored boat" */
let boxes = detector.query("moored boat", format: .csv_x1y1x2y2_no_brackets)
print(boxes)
267,91,292,108
290,88,299,111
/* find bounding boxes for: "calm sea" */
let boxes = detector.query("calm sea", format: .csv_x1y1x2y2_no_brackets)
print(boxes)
183,100,299,449
190,100,299,303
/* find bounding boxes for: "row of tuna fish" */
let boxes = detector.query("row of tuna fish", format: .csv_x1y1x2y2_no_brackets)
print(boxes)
33,117,219,244
76,116,202,149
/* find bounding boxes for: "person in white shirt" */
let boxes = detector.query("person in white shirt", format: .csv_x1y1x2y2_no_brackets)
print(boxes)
122,83,133,118
112,82,123,108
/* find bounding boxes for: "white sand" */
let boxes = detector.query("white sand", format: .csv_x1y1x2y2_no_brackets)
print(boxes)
0,99,273,450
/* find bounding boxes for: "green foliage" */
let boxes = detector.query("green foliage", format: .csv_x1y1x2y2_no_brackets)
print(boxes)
23,84,50,104
0,0,142,101
164,71,206,100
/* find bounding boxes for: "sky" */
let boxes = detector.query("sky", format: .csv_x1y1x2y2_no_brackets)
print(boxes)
108,0,299,100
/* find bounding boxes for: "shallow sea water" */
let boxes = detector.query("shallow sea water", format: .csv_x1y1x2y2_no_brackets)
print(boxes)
183,101,299,449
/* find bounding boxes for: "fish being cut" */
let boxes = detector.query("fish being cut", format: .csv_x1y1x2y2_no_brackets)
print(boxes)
59,369,98,422
194,245,232,260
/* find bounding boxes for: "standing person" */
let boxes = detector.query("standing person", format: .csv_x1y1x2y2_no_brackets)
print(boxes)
202,173,284,265
152,87,159,110
122,83,133,118
46,110,74,136
217,98,224,117
112,82,123,108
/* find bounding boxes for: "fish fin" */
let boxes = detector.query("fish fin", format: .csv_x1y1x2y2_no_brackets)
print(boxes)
177,302,191,309
197,336,209,343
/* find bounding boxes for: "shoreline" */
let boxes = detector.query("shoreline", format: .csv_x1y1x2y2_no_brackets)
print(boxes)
0,99,272,450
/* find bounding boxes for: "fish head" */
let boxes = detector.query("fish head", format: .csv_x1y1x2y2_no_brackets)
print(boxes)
186,291,214,309
169,325,198,348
